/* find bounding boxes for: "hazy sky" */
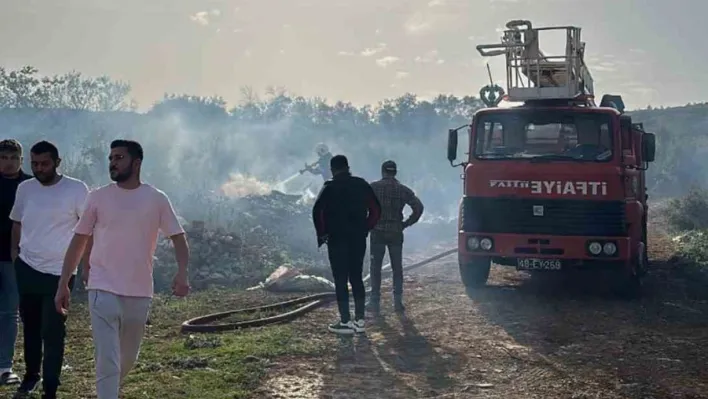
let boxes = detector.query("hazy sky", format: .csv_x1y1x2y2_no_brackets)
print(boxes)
1,0,705,111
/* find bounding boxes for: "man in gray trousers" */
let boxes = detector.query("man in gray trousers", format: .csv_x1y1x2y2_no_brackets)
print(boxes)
55,139,190,399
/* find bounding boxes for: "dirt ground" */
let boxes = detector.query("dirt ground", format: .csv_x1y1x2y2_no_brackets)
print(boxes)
255,232,708,399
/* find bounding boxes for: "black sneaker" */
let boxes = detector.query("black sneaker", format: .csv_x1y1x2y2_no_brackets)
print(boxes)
327,321,355,335
352,319,366,333
366,300,380,316
394,301,405,313
13,374,41,398
41,385,58,399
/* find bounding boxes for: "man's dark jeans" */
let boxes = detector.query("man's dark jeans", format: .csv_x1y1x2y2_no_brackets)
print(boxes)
15,257,75,393
0,261,19,371
368,230,404,305
327,236,367,323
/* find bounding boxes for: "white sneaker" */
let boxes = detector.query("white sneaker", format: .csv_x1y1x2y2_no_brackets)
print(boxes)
353,319,366,333
328,321,355,335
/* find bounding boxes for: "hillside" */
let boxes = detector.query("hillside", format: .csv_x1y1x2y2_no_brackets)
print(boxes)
2,98,707,202
627,103,708,196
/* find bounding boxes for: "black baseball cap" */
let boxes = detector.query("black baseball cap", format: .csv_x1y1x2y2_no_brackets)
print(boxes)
330,154,349,169
382,160,397,172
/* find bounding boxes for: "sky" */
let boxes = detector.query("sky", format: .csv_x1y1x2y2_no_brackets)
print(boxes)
0,0,706,111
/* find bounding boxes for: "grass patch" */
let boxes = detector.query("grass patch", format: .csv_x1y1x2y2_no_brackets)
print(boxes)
215,309,284,324
0,289,324,399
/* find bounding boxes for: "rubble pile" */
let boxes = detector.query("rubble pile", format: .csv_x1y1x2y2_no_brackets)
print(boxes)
152,191,329,293
148,189,458,293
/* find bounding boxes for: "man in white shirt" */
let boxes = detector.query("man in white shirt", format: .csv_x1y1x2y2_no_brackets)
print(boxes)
9,141,88,399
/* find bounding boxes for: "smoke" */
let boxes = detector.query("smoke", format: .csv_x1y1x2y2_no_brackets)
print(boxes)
133,111,459,222
0,94,474,235
220,173,275,198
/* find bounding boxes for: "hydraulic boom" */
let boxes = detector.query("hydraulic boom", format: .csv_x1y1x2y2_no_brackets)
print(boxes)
476,20,595,105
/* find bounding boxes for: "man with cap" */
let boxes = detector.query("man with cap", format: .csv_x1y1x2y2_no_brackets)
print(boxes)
367,160,424,315
312,154,381,334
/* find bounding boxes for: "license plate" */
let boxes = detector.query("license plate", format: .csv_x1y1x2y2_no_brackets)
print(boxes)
516,258,562,270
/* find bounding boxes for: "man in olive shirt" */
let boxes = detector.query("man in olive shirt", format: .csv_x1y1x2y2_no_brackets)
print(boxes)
0,139,32,386
368,160,424,315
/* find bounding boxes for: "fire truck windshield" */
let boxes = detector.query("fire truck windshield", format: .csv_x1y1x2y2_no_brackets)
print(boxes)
473,111,614,162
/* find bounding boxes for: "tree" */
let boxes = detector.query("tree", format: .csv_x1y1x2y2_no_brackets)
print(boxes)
0,66,48,108
0,66,133,111
148,94,228,119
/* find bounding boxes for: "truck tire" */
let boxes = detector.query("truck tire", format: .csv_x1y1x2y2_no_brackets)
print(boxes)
640,219,649,276
459,257,491,289
618,241,645,300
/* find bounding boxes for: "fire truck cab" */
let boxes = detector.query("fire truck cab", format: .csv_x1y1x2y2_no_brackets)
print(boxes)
446,20,656,297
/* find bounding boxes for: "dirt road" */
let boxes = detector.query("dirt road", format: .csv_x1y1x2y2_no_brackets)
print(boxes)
256,232,708,399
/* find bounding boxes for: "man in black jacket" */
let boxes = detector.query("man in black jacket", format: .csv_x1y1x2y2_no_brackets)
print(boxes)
312,155,381,335
0,139,32,387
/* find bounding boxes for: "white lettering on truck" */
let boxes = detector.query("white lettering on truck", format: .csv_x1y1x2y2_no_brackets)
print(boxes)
489,180,608,196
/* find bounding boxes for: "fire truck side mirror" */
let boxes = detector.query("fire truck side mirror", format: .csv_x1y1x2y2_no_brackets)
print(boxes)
642,133,656,163
447,129,458,163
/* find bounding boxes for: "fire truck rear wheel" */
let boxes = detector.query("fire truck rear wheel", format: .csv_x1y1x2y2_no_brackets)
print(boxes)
459,257,491,288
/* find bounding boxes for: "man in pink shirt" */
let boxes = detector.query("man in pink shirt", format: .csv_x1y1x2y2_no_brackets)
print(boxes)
54,139,190,399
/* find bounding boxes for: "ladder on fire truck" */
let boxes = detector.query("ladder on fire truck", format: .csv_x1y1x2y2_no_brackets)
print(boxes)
476,20,595,106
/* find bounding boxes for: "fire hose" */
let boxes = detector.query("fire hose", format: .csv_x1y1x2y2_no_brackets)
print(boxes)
180,248,457,333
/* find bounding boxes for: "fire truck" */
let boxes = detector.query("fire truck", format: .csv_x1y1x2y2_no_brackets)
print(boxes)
446,20,656,297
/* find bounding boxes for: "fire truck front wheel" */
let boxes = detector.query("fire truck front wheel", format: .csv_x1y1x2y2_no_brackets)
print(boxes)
459,257,491,289
617,241,646,300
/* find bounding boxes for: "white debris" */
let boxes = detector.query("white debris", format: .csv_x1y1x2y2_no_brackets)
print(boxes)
247,265,335,292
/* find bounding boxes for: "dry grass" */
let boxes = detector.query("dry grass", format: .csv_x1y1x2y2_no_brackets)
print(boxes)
3,234,708,399
0,289,324,399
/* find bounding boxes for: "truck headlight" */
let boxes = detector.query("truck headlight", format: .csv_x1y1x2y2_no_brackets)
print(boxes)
603,242,617,256
588,241,602,255
467,236,480,250
480,238,493,251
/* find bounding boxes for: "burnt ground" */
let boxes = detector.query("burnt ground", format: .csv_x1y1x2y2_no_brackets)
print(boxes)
254,232,708,399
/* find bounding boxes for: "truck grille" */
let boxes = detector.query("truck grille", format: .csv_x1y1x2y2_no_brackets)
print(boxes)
461,197,627,237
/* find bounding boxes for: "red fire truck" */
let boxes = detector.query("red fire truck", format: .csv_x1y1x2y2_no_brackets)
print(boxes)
446,20,656,298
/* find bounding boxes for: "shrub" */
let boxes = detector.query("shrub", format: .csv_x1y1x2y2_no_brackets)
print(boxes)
664,186,708,231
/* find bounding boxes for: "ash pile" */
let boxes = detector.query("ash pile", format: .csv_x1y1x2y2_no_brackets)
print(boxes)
152,191,329,293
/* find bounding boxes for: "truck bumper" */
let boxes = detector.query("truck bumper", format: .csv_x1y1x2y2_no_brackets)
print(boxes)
458,232,632,269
